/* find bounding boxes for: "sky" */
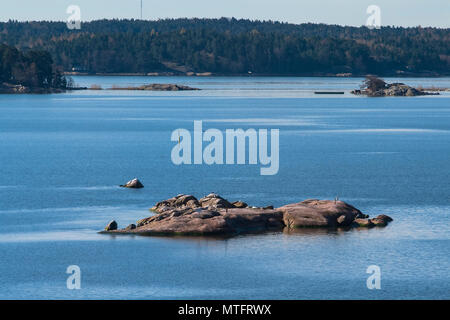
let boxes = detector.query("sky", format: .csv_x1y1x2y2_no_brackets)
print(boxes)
0,0,449,27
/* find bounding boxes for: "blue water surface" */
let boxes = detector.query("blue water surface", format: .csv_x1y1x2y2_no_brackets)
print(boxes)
0,77,449,299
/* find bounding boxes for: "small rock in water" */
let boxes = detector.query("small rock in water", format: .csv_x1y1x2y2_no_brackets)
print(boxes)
105,220,118,231
120,178,144,189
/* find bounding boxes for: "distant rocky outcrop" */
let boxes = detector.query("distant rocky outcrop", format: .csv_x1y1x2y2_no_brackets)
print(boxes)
110,83,200,91
101,194,393,237
351,76,439,97
120,178,144,189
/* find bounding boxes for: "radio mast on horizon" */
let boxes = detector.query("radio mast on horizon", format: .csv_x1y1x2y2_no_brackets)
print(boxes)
140,0,143,20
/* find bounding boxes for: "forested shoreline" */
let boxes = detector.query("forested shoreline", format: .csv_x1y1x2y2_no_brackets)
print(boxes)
0,44,72,93
1,18,449,77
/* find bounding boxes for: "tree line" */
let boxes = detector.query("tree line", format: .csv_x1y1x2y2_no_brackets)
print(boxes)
0,18,448,76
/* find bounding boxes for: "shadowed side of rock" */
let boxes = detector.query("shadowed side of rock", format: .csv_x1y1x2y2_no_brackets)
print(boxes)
104,220,118,231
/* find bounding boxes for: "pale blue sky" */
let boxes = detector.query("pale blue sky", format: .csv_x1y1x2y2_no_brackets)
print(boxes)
1,0,449,27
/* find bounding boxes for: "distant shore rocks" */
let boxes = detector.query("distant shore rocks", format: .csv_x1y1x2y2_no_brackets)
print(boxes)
110,83,200,91
351,76,440,97
0,83,29,93
0,82,67,94
351,83,438,97
120,178,144,189
101,194,393,237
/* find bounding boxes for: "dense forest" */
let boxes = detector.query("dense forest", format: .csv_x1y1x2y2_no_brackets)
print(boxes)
0,18,449,76
0,44,69,91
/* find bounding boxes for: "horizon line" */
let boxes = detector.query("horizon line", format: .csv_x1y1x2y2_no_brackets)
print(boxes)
0,17,449,29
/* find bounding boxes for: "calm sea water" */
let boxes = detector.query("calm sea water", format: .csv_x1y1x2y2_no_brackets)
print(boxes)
0,76,449,299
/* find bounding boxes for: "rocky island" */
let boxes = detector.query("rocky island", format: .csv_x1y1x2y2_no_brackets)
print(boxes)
109,83,200,91
351,76,439,97
101,193,393,237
